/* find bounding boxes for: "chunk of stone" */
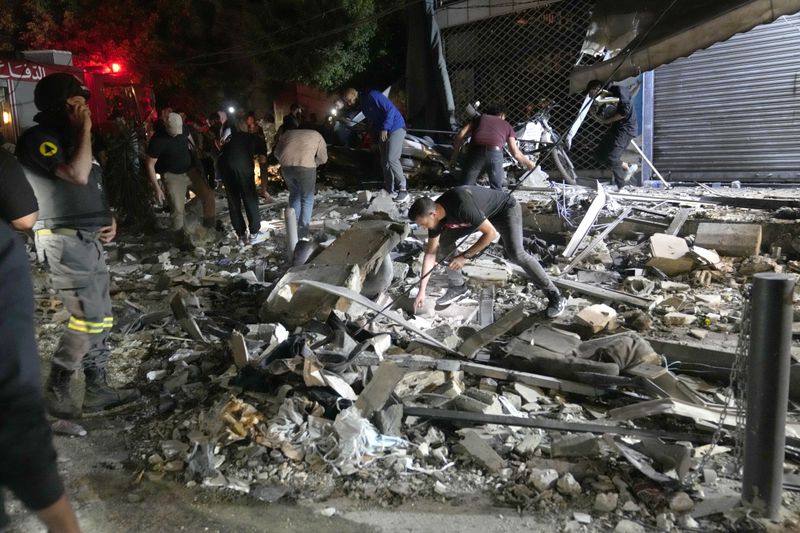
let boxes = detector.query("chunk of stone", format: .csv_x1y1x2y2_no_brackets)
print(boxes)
529,468,559,491
614,519,645,533
515,434,542,456
573,512,592,524
551,434,600,458
669,491,694,512
594,492,619,512
647,234,695,276
456,430,505,473
575,304,618,333
663,312,697,326
557,473,582,497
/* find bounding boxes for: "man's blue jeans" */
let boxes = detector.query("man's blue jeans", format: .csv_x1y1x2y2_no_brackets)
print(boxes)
282,166,317,238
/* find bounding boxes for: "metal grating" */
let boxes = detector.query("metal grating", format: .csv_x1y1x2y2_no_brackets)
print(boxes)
438,0,604,171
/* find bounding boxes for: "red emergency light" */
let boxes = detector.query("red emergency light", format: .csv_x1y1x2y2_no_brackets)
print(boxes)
110,62,122,73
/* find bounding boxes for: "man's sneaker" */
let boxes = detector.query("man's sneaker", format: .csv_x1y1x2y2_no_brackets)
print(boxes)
436,285,470,306
545,292,567,318
250,230,270,245
395,190,410,203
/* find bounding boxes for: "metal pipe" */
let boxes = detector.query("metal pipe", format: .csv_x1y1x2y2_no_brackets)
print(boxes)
283,207,298,264
630,140,670,188
742,273,796,520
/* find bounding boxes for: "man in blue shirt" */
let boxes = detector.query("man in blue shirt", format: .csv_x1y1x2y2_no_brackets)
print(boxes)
342,88,408,202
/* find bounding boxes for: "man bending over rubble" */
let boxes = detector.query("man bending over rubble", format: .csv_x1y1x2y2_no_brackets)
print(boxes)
409,185,566,317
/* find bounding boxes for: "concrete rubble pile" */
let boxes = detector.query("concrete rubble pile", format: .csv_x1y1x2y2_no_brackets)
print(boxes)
32,184,800,531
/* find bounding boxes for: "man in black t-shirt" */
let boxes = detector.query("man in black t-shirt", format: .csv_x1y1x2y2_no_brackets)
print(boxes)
0,147,38,230
408,186,565,317
146,112,197,248
587,80,639,189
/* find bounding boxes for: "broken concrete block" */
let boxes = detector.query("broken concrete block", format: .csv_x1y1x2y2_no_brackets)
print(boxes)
457,430,505,473
229,332,249,368
646,234,695,276
690,245,721,267
593,492,619,512
622,276,656,296
375,404,403,436
574,304,618,333
694,222,762,257
395,370,446,397
551,434,600,458
663,312,697,326
614,519,645,533
357,190,372,203
557,473,582,497
529,468,559,491
738,254,779,276
355,362,406,418
479,377,498,392
573,512,592,524
515,434,542,456
688,328,708,340
513,383,548,404
669,491,694,512
462,259,511,285
659,281,691,292
452,390,503,415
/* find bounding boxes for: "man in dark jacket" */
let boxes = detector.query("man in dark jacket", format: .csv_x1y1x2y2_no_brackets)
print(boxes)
16,73,140,419
586,79,639,189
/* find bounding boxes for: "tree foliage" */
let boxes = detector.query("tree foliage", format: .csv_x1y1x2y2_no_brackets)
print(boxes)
2,0,405,107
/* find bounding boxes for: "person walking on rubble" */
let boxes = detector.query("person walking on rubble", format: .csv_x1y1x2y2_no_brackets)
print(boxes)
274,125,328,239
408,185,566,316
586,79,639,190
450,103,535,190
16,73,140,419
342,87,409,203
145,112,209,250
218,120,269,244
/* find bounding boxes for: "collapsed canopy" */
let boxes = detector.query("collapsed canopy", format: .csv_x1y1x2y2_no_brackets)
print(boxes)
570,0,800,92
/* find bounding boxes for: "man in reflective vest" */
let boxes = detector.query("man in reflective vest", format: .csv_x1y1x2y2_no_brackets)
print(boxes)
16,73,140,419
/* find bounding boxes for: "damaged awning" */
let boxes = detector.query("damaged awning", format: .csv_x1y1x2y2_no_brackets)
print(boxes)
569,0,800,93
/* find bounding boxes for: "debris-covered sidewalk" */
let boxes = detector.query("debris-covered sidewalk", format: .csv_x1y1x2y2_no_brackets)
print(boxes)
32,183,800,532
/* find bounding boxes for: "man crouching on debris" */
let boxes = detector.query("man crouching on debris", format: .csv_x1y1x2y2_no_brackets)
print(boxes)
16,73,140,419
409,185,566,317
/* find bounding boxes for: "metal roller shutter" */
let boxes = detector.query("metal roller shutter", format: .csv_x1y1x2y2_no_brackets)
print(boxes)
653,13,800,182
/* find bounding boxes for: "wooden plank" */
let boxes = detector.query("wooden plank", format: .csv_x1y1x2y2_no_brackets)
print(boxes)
354,353,606,396
562,181,607,258
665,208,693,236
552,278,656,309
460,361,604,397
403,407,712,443
607,398,736,427
459,304,525,359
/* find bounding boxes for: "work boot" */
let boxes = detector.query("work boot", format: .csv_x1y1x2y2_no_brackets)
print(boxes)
173,229,194,251
83,367,141,413
45,366,80,419
545,290,567,319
